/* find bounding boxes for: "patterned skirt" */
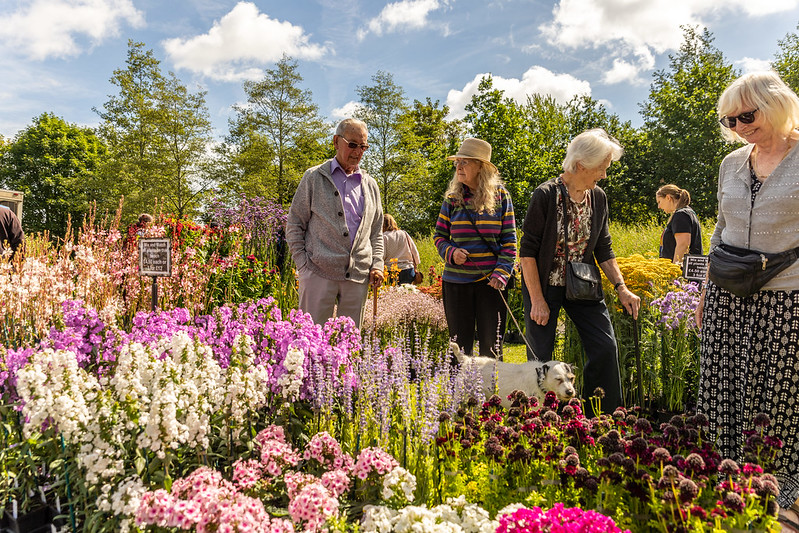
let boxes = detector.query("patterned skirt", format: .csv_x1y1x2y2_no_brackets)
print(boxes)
698,282,799,508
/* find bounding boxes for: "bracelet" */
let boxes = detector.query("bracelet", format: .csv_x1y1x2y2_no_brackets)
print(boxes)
614,281,625,291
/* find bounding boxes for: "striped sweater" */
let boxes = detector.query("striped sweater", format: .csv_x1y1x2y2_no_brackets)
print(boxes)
434,185,516,284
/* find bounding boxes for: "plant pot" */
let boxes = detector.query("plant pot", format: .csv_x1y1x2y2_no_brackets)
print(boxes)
2,506,65,533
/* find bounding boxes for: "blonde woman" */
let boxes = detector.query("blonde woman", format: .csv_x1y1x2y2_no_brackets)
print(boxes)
697,71,799,530
434,138,516,357
655,184,702,264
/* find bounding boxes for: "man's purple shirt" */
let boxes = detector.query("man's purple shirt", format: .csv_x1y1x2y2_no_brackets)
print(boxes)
330,158,364,248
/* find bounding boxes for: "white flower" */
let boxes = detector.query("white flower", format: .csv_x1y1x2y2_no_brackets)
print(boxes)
381,466,417,504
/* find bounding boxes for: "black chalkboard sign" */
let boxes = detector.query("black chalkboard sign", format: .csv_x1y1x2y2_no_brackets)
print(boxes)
139,238,172,277
683,254,708,282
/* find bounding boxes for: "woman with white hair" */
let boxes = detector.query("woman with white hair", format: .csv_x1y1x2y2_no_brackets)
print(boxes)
697,70,799,530
518,128,640,418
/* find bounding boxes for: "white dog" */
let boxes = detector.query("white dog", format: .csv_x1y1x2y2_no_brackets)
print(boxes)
451,342,576,408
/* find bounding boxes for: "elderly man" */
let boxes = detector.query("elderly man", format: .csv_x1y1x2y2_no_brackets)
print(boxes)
286,118,384,328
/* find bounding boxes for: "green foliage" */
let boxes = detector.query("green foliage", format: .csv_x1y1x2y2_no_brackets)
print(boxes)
356,71,417,218
393,98,464,235
0,112,108,236
638,26,738,220
774,23,799,94
224,56,331,206
94,40,214,221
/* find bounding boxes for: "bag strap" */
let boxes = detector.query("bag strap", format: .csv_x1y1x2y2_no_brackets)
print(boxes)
558,181,571,260
461,201,501,258
404,231,418,267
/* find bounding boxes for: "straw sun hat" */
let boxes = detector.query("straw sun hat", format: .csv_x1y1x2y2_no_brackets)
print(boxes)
447,138,497,172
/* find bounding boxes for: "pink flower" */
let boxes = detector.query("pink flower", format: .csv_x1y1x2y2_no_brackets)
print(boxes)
288,482,339,532
352,447,399,481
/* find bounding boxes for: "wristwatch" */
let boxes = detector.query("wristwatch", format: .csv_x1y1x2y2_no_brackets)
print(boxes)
614,281,625,291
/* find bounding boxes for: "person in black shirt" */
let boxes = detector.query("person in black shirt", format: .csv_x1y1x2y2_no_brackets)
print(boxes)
655,184,702,264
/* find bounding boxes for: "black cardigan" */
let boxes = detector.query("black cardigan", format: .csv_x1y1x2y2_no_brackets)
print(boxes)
518,178,615,289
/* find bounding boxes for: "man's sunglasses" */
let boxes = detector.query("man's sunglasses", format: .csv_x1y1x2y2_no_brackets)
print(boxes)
338,135,369,151
719,109,758,128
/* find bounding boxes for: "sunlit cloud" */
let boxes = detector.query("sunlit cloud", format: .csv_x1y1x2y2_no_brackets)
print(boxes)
0,0,143,60
357,0,448,40
446,66,591,119
163,2,329,82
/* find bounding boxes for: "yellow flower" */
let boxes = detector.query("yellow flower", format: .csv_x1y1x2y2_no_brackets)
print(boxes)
602,255,682,304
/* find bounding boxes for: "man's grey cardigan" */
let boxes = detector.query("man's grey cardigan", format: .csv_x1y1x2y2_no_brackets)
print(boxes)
286,159,384,284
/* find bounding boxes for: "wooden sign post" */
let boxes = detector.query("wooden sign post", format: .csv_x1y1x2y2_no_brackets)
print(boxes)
139,238,172,311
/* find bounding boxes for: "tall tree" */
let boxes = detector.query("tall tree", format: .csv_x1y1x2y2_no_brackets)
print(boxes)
0,113,107,235
95,41,214,220
356,71,410,214
639,26,738,219
774,23,799,94
394,98,464,234
226,56,329,205
155,73,214,217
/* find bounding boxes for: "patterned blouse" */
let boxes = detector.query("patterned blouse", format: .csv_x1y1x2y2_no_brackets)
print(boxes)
549,178,593,286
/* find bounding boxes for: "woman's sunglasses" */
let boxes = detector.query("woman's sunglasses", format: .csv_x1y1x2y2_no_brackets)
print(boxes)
719,109,758,128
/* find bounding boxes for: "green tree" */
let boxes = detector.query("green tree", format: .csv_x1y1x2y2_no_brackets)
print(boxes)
0,113,107,235
774,23,799,94
639,26,738,219
95,41,214,220
225,56,330,205
394,98,464,234
356,71,412,214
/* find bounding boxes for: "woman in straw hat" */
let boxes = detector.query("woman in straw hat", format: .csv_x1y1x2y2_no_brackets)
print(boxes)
434,138,517,358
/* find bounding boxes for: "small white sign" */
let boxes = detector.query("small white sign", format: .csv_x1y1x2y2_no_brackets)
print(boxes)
139,238,172,277
683,254,709,282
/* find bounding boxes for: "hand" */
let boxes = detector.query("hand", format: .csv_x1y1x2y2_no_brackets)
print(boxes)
695,291,705,329
452,248,469,265
618,286,641,320
488,277,505,290
369,268,384,288
529,295,550,326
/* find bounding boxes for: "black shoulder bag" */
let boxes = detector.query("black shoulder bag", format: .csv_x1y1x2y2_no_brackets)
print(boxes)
461,201,515,289
558,182,603,301
708,242,799,298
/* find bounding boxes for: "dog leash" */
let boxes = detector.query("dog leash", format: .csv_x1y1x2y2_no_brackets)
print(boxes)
463,257,539,361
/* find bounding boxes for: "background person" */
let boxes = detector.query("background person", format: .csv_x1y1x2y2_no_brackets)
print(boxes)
655,184,703,264
434,138,516,358
696,70,799,530
382,214,420,285
518,128,640,418
286,118,384,329
0,204,23,260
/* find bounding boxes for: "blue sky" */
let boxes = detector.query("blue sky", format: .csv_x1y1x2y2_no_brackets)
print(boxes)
1,0,798,142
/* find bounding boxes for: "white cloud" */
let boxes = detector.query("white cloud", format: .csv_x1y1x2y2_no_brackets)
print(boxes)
358,0,446,40
601,48,655,85
0,0,144,60
540,0,799,84
446,67,591,119
331,101,364,120
162,2,329,82
736,57,773,73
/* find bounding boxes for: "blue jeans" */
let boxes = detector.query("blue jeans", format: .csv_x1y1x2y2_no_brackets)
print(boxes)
522,282,622,417
398,267,416,285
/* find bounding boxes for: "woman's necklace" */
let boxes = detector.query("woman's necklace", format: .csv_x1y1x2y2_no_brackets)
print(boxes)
752,139,794,180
